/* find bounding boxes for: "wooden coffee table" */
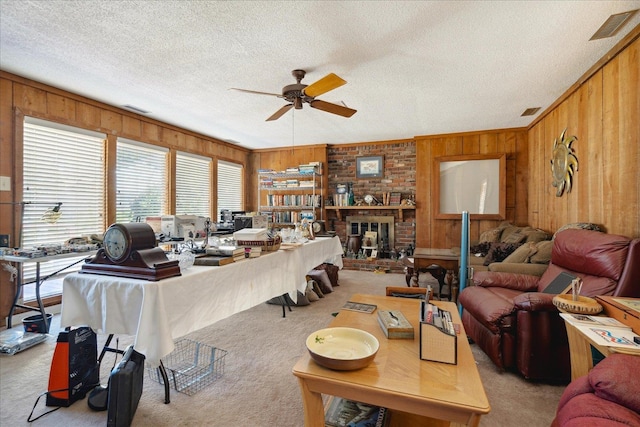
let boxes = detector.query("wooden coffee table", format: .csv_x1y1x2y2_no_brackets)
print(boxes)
292,294,490,427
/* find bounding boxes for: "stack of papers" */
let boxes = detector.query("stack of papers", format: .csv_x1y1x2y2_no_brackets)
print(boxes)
561,313,640,351
233,228,268,241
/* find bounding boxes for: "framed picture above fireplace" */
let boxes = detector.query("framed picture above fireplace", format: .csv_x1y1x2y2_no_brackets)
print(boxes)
356,156,383,179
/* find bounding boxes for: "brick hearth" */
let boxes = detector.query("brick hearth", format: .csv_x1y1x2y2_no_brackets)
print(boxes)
341,257,406,274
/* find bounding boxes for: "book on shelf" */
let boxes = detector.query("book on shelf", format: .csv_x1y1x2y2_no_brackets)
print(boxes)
559,312,630,329
324,396,389,427
342,301,377,314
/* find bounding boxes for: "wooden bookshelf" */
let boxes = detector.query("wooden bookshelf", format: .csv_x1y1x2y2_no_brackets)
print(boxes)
325,205,415,221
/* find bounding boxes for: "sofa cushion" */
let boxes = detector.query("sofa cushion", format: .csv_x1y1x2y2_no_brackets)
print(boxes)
530,240,553,264
483,242,522,266
502,231,526,244
590,354,640,413
552,229,630,281
502,242,537,263
459,286,518,334
479,228,502,243
523,228,551,243
553,222,602,240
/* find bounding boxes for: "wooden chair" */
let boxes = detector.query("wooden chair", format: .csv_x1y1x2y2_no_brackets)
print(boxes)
385,286,428,299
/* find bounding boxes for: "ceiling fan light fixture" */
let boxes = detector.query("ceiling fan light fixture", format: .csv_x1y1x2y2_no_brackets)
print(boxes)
590,9,638,40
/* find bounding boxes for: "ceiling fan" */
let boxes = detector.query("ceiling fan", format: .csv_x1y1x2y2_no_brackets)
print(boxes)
231,69,357,121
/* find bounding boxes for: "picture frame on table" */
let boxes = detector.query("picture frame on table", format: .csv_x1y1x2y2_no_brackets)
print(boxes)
356,156,383,179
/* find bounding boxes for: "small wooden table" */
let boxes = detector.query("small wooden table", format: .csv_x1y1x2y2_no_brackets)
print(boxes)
413,248,460,301
292,294,490,427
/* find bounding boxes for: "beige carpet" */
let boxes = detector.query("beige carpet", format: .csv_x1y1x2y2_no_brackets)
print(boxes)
0,270,565,426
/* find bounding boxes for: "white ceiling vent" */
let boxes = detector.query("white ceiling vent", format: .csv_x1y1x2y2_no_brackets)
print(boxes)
122,105,151,114
590,10,638,40
521,107,541,117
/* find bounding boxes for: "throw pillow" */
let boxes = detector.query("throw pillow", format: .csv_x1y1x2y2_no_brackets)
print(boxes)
306,281,320,302
479,228,502,243
313,263,340,287
502,231,526,244
530,240,553,264
523,229,551,243
483,242,522,266
307,269,333,294
502,242,536,263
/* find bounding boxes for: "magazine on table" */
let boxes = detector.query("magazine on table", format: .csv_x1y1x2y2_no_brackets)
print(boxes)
342,301,377,314
559,313,630,329
572,324,640,350
324,396,389,427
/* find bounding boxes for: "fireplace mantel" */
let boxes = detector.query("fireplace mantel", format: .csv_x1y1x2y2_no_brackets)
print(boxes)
325,205,415,221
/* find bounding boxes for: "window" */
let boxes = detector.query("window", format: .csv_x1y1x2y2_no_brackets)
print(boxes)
116,138,168,222
217,160,243,220
22,117,105,286
176,151,211,217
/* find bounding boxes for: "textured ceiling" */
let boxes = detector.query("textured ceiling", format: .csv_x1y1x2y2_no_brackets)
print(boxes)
1,1,639,150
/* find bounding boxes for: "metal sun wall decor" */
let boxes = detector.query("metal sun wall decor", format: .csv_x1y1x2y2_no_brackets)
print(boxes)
550,128,579,197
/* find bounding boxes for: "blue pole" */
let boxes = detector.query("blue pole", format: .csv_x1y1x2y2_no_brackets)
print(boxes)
458,211,469,316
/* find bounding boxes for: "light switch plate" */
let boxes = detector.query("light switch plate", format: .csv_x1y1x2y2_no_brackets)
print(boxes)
0,176,10,191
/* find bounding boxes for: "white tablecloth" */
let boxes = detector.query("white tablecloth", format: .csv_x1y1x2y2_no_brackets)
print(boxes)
61,237,343,365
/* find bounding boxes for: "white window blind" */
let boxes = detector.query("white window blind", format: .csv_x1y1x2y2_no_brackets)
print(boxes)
22,117,105,282
176,151,211,217
217,160,243,220
116,138,168,222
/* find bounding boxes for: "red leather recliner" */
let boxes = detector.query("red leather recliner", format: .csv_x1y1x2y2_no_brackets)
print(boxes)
459,229,640,382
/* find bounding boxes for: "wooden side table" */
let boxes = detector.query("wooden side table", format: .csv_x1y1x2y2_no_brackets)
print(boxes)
412,248,459,301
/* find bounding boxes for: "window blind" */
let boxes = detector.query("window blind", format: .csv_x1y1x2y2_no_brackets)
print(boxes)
22,117,105,282
116,138,168,223
217,160,243,220
176,151,211,217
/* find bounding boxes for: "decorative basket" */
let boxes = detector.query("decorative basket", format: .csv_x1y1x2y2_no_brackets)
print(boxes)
237,235,282,252
552,294,603,315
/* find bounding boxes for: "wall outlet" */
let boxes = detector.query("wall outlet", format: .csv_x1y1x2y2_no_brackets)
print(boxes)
0,234,9,247
0,176,10,191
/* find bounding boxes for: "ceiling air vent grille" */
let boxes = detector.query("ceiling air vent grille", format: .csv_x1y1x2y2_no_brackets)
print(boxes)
590,10,638,40
521,107,541,117
122,105,150,114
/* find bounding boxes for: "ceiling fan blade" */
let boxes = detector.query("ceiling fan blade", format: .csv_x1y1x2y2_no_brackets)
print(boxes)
303,73,347,98
266,104,294,121
230,88,283,97
309,100,357,118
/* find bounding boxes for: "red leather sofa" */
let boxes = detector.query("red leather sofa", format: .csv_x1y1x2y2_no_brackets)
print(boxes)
459,229,640,382
552,353,640,426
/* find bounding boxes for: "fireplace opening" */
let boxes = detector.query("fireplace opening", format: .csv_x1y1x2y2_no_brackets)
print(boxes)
346,215,395,252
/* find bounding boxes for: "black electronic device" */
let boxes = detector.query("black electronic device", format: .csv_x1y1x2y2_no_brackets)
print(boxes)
81,222,181,281
107,345,145,427
234,216,253,232
542,271,577,294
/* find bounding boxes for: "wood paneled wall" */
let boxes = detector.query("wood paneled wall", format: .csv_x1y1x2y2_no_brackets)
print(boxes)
528,35,639,237
0,72,251,323
414,129,529,249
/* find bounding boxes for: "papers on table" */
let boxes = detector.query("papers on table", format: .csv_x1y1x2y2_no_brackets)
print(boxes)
561,313,640,350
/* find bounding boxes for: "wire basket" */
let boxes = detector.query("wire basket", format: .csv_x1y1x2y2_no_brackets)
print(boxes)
237,235,282,252
147,338,227,396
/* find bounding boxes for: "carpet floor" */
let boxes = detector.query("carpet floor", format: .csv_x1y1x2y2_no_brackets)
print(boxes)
0,269,565,426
